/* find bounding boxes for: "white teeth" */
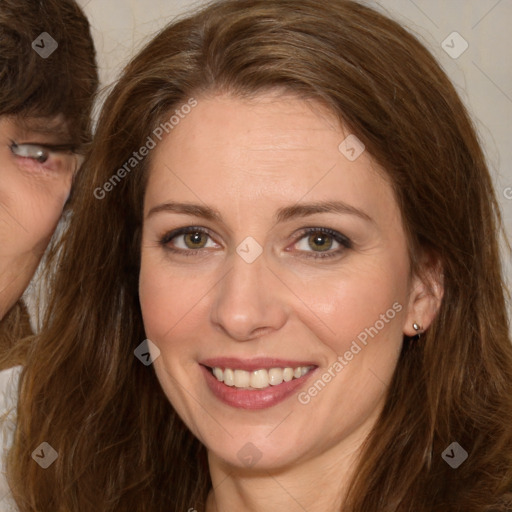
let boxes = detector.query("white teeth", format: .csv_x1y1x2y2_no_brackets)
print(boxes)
250,369,269,389
211,365,313,390
224,368,234,386
268,368,283,385
234,369,250,388
213,367,224,382
283,367,294,382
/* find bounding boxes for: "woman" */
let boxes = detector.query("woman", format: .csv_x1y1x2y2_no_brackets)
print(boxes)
0,0,98,362
3,0,512,510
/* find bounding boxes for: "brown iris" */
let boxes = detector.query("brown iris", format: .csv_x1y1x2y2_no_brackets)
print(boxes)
308,232,333,252
184,231,208,249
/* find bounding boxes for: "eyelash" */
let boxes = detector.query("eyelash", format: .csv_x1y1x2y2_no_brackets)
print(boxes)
159,226,352,260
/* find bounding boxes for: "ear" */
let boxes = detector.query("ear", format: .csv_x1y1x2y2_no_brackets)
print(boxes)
402,253,444,337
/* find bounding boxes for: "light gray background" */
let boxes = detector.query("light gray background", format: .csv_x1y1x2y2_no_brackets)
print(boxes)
77,0,512,317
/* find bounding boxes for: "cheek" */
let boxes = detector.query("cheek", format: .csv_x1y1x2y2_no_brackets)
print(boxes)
19,197,66,254
138,251,198,349
0,175,70,250
138,256,208,413
139,270,171,341
302,258,408,357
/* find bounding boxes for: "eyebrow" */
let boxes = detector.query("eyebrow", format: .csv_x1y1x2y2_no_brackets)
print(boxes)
146,200,374,224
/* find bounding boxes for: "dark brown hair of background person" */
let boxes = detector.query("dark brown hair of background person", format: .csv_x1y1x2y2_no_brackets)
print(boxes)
5,0,512,510
0,0,98,364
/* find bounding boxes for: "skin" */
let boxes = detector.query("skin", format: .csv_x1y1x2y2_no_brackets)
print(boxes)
139,92,443,512
0,116,76,320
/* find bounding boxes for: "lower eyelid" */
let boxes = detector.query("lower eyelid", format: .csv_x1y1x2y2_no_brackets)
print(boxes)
15,157,51,170
15,153,74,173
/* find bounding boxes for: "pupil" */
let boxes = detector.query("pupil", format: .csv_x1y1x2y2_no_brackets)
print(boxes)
33,148,49,163
187,232,204,248
310,233,332,251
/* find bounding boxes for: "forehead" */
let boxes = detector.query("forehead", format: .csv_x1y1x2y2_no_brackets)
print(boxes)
145,92,397,227
148,92,388,180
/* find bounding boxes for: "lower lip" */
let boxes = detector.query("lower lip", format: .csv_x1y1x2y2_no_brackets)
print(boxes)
201,365,317,410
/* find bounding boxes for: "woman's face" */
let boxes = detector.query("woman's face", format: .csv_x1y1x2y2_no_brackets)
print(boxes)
139,92,437,471
0,116,75,319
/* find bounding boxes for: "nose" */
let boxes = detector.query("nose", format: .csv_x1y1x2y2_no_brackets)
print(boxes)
210,250,288,341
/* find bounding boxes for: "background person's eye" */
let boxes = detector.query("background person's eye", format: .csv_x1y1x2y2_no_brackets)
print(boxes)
10,142,78,173
11,142,51,162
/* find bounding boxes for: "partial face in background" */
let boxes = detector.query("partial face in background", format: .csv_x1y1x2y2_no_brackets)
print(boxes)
139,92,441,471
0,115,78,319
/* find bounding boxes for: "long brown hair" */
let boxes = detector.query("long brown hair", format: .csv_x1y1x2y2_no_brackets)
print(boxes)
6,0,512,510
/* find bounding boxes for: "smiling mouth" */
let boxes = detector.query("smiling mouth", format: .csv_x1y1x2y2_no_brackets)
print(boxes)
208,365,315,390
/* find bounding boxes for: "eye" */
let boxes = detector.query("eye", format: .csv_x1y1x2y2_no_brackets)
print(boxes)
10,142,78,173
291,227,352,259
11,142,50,162
159,226,352,260
160,227,218,255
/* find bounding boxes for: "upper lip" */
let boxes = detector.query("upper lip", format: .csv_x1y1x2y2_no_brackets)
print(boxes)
200,357,318,372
